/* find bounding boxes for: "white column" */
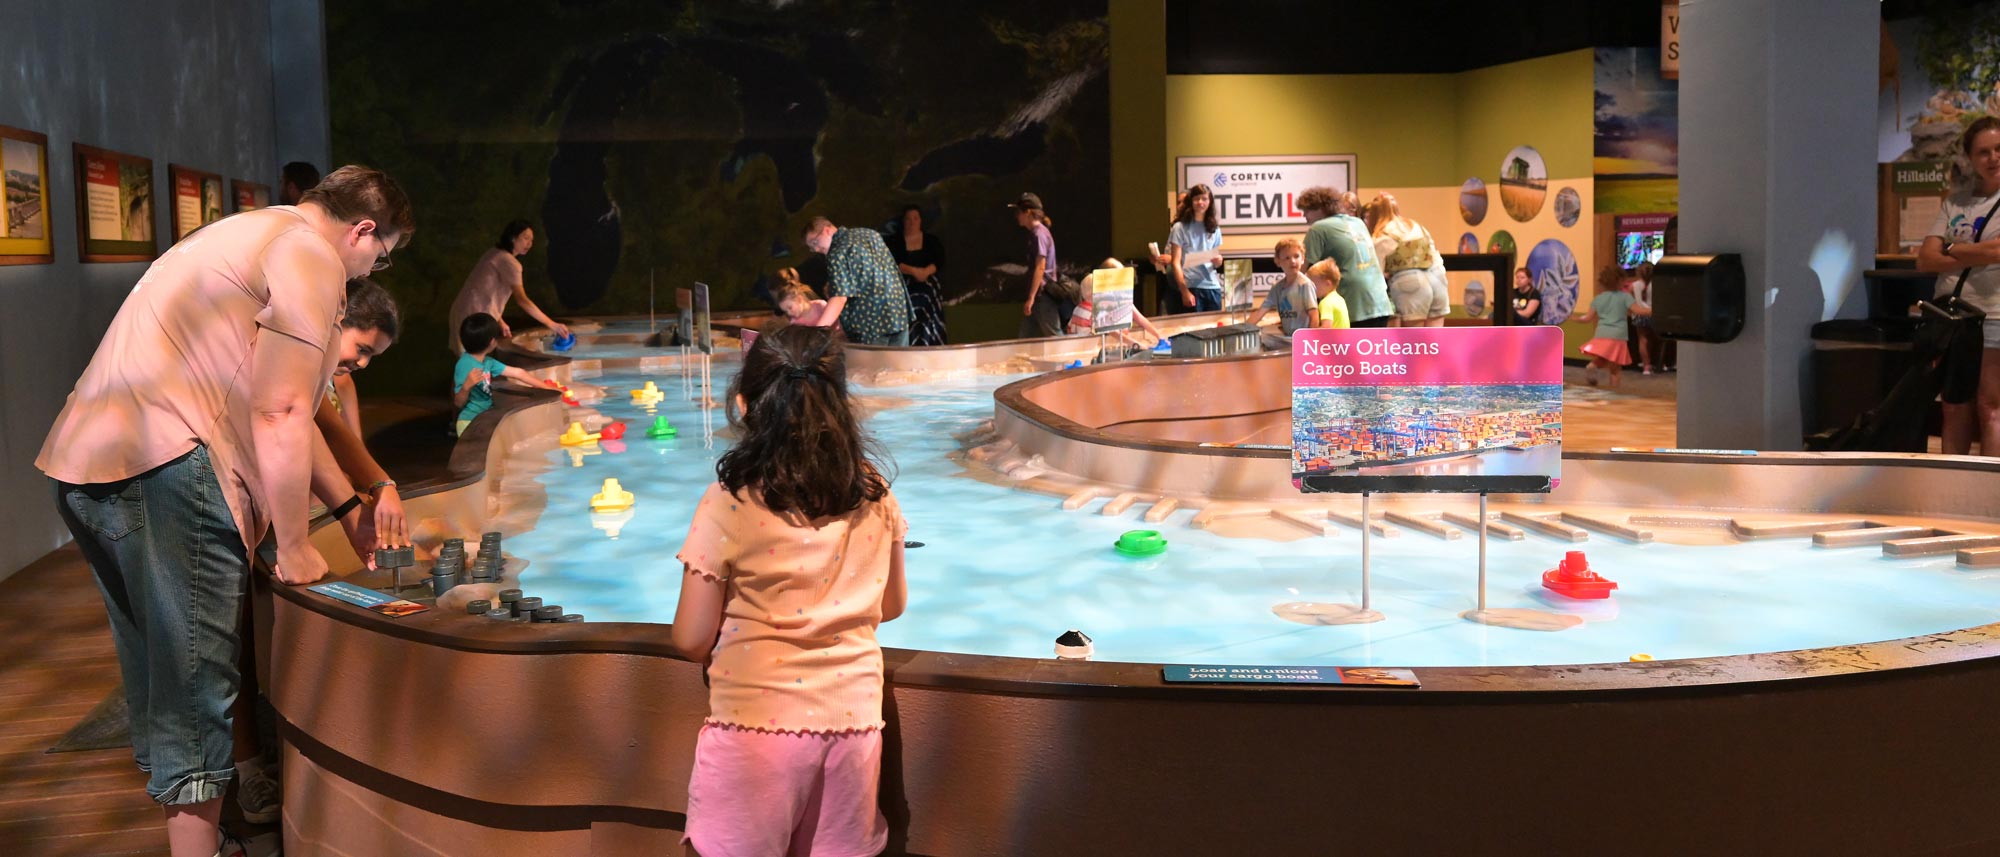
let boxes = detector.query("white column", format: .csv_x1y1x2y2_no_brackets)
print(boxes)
1676,0,1878,450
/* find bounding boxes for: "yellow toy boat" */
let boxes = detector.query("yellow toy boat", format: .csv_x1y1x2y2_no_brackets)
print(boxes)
559,422,601,446
590,478,635,512
631,381,664,405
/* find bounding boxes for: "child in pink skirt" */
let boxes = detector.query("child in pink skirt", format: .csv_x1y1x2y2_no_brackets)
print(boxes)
1573,266,1651,388
672,324,908,857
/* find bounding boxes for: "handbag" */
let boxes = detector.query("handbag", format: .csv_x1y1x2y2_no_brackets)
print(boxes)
1917,191,2000,404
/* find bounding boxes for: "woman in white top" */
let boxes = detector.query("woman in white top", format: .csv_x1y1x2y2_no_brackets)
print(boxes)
447,219,571,352
1918,116,2000,455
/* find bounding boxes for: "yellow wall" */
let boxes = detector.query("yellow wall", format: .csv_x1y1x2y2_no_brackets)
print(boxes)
1109,0,1168,265
1453,50,1595,180
1164,73,1460,191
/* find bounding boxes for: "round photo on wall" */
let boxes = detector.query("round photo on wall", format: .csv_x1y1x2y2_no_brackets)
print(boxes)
1458,178,1489,226
1462,279,1489,319
1526,239,1580,323
1499,145,1548,222
1458,232,1480,254
1554,187,1581,227
1487,230,1516,256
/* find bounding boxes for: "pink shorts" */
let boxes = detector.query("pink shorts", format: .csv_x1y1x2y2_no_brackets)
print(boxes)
684,724,888,857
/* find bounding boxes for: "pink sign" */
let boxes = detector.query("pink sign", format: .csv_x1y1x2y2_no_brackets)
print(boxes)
1292,327,1563,388
1291,326,1563,494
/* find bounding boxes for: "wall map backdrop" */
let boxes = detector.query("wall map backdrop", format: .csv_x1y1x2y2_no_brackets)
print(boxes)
329,0,1110,370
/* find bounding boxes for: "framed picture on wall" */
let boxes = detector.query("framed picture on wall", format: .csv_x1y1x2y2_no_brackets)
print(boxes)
0,125,55,265
1175,154,1358,235
170,165,225,239
232,179,271,212
73,143,157,263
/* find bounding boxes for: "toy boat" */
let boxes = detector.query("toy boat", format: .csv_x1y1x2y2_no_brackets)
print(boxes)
599,421,627,440
1114,530,1168,557
558,422,601,446
1541,550,1617,599
645,416,678,438
631,381,665,405
590,478,635,512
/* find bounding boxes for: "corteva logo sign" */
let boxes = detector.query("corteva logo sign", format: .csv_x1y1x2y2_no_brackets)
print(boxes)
1220,171,1284,183
1178,154,1357,234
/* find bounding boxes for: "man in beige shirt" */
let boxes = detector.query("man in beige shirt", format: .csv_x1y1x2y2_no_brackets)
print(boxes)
39,166,413,857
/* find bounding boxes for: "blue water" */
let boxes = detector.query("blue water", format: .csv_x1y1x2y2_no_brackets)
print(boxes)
552,342,680,359
507,368,2000,667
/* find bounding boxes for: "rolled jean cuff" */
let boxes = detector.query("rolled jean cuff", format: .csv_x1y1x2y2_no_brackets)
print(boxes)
154,767,232,806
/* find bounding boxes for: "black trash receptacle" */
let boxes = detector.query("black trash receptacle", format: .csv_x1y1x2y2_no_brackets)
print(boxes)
1809,317,1925,452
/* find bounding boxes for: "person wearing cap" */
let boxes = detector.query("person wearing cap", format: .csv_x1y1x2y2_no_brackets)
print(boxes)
1013,192,1078,337
802,216,910,346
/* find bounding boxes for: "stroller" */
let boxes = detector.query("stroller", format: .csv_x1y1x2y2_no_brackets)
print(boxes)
1809,192,1999,452
1806,288,1985,452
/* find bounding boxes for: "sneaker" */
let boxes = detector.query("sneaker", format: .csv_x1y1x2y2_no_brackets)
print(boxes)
215,830,250,857
236,764,281,825
1642,367,1654,375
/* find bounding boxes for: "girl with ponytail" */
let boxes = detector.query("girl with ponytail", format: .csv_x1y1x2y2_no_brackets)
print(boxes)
671,324,906,856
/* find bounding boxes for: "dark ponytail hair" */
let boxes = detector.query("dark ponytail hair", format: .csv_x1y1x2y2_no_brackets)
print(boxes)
717,325,890,519
496,219,533,252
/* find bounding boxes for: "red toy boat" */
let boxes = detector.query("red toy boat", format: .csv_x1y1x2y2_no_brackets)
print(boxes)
599,421,627,440
1541,551,1617,599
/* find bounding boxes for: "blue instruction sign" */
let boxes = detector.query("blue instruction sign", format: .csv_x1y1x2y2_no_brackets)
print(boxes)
1162,664,1419,687
309,582,430,618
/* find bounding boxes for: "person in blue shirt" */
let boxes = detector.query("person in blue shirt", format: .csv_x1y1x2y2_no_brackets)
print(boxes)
1167,184,1225,312
454,312,555,434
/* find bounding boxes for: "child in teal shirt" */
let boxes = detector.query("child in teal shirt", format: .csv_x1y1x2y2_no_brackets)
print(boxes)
1573,267,1651,388
455,312,551,434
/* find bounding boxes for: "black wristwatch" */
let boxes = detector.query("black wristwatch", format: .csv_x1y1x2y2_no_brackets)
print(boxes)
331,494,364,521
1943,241,1956,257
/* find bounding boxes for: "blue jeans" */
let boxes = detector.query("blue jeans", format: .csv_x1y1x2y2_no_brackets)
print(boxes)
1191,288,1223,312
53,445,248,806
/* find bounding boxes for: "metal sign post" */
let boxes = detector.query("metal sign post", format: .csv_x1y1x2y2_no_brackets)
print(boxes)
1477,492,1489,612
1360,491,1372,611
701,353,714,449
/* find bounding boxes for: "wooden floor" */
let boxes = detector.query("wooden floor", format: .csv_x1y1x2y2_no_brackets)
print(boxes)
0,396,459,856
0,546,168,856
0,381,1677,855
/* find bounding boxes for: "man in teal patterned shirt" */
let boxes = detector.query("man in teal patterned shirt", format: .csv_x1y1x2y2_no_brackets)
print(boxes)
803,216,910,346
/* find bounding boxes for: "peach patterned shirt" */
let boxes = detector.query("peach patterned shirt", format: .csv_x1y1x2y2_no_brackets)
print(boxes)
677,482,905,734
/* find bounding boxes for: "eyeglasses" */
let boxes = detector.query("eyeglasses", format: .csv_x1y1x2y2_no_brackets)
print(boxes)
371,233,394,272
